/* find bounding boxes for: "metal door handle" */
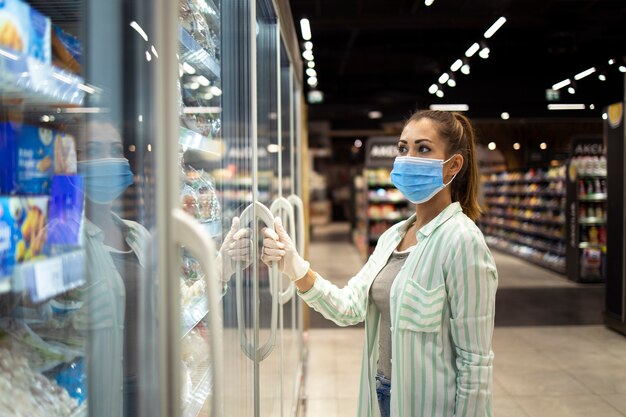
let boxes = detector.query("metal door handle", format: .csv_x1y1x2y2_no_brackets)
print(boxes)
171,208,223,417
236,202,279,361
287,194,305,255
269,197,297,304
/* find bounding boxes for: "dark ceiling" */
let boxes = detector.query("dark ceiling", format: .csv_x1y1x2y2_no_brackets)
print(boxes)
289,0,626,130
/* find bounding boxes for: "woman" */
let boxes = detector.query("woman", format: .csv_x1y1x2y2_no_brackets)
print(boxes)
263,110,498,417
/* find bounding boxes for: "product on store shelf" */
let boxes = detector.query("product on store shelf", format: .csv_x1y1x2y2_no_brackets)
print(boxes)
51,24,82,73
0,0,51,64
0,124,76,194
580,248,602,278
0,196,49,279
47,175,84,247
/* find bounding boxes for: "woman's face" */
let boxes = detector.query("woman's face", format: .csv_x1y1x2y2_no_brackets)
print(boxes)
78,122,124,161
397,118,447,159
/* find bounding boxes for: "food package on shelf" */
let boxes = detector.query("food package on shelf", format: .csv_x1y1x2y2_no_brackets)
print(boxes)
179,0,219,57
51,24,82,74
0,347,79,417
181,326,210,382
0,123,76,194
180,275,206,307
0,196,49,280
0,0,51,64
184,166,220,223
46,175,84,248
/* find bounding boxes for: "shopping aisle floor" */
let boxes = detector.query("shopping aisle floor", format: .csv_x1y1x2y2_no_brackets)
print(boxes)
303,223,626,417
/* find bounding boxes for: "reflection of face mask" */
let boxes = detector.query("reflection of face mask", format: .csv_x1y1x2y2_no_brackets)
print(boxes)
390,155,457,204
78,158,134,204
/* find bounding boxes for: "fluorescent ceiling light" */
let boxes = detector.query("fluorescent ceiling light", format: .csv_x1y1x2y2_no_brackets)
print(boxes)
620,66,626,73
461,64,470,74
465,43,480,57
428,84,439,94
302,50,314,61
574,67,596,80
305,41,313,50
425,0,435,5
209,86,222,96
438,73,450,84
182,62,196,74
598,74,606,81
145,51,152,62
307,76,318,86
501,112,510,120
368,111,382,119
552,79,571,91
197,76,210,86
300,18,312,40
479,47,490,59
547,104,585,110
429,104,469,111
451,59,463,72
568,87,575,94
447,79,456,87
306,68,317,77
130,21,148,41
484,17,507,39
308,61,315,68
436,90,444,98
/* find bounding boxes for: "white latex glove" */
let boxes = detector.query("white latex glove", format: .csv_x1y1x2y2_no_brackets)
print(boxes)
217,217,252,282
262,217,310,282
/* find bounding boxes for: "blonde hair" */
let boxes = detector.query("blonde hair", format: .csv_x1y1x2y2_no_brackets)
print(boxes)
405,110,482,220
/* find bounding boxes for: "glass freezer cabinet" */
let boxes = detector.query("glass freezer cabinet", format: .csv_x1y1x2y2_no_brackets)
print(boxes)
0,0,306,416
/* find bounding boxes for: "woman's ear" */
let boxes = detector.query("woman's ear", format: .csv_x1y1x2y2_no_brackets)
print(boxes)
447,154,464,179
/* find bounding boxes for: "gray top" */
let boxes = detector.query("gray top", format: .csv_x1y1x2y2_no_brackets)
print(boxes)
370,247,412,379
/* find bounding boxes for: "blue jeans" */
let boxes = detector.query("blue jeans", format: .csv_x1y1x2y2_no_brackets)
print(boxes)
375,373,391,417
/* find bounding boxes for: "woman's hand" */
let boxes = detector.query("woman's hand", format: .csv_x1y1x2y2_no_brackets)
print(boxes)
218,217,252,281
261,217,310,282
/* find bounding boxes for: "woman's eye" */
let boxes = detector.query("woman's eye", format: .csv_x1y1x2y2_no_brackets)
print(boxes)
397,145,408,154
418,145,430,153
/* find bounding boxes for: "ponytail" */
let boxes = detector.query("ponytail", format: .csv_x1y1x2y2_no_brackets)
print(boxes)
405,110,482,221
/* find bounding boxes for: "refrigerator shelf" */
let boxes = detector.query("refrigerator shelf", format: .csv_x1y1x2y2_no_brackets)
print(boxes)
578,193,607,202
179,126,222,155
9,250,86,303
179,27,220,80
182,364,213,417
181,294,209,339
0,50,86,106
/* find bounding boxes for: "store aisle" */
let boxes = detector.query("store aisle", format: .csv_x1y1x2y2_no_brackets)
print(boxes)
303,223,626,417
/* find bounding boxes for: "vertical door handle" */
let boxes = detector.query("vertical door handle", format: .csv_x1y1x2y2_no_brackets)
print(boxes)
287,195,305,255
236,201,279,361
269,197,297,304
171,208,224,417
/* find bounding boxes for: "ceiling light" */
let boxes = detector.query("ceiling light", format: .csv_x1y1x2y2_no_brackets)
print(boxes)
308,90,324,103
209,86,222,96
552,79,571,91
436,90,444,98
598,74,607,81
130,21,148,41
602,113,608,120
479,47,490,59
447,79,456,87
302,50,314,61
547,104,586,110
308,61,315,68
267,144,281,153
368,111,382,119
429,104,469,111
619,66,626,73
306,68,317,77
589,104,595,110
501,112,510,120
540,142,547,150
484,17,507,39
465,43,480,58
300,18,312,41
197,75,210,86
574,67,596,80
461,64,470,75
438,73,450,84
488,142,496,150
182,62,196,74
354,139,363,148
513,142,521,150
188,82,199,90
145,51,152,61
425,0,435,5
428,84,439,94
305,41,313,50
568,86,576,94
307,76,318,86
608,59,615,65
451,59,463,72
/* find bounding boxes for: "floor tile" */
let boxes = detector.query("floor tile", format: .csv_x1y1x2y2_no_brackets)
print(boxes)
515,395,623,417
496,370,590,397
600,394,626,414
494,348,561,375
568,365,626,395
493,397,530,417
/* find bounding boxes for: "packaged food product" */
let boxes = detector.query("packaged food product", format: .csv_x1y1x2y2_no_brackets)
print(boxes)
0,196,49,279
51,24,81,73
47,175,84,247
0,0,51,64
53,132,77,174
0,123,55,194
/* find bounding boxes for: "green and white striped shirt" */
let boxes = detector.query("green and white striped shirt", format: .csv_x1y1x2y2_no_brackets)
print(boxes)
300,202,497,417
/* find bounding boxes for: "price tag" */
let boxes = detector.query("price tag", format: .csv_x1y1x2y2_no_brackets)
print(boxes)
33,257,64,302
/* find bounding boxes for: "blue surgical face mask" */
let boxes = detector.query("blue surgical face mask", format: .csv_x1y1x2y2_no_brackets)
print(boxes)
78,158,134,204
390,155,458,204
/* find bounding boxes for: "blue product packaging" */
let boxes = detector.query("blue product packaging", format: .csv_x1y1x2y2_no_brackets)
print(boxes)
47,175,84,247
0,0,52,64
0,196,49,280
0,122,55,195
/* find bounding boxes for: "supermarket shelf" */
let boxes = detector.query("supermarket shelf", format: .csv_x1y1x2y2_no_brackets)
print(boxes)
484,230,566,256
578,193,607,202
182,365,213,417
487,239,565,274
483,177,565,186
485,201,563,211
181,295,209,339
179,27,220,79
579,242,606,250
180,126,221,155
481,220,564,241
0,50,86,105
577,171,607,178
486,213,564,227
8,250,86,303
578,217,606,225
483,191,565,198
368,198,407,204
